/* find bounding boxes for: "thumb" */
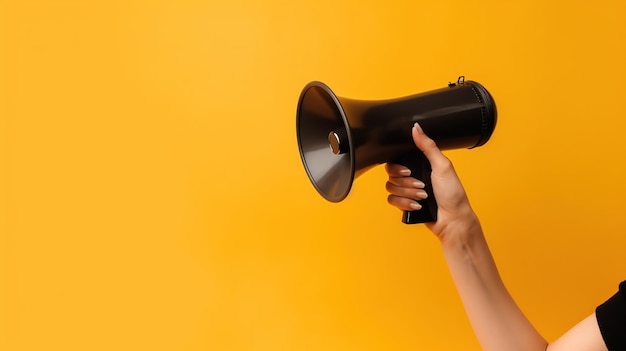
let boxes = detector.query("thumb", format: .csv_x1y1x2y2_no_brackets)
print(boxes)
412,123,447,169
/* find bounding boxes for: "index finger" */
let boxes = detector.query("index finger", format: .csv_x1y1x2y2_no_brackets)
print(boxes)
384,163,411,177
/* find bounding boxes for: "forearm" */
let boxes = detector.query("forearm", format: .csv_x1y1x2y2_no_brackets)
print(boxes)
440,216,547,351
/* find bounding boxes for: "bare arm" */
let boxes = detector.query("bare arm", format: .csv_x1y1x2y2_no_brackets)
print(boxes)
549,313,607,351
385,123,607,351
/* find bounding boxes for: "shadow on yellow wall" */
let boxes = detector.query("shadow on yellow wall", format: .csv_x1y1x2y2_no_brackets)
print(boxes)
2,1,626,350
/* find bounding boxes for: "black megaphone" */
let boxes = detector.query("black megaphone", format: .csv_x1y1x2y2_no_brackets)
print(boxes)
296,76,497,224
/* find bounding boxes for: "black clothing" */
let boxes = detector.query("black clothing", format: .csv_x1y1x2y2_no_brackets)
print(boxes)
596,280,626,350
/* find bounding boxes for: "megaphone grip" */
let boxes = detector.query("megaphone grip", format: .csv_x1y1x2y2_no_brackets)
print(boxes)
396,151,438,224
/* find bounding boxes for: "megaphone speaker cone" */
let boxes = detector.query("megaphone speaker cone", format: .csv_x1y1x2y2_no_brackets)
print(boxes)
296,81,355,202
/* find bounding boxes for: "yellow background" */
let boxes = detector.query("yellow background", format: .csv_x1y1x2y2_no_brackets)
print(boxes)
2,0,626,350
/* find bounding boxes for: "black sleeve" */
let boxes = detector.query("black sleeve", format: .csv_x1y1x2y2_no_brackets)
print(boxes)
596,280,626,351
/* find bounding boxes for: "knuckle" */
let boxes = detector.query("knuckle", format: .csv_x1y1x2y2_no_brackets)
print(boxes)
387,194,399,206
423,138,437,150
403,177,416,187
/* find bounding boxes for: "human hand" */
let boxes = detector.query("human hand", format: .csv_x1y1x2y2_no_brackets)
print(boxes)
385,123,479,241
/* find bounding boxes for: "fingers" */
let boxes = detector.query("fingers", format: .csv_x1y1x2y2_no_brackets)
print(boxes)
385,161,428,212
387,194,422,211
385,180,428,200
384,123,454,213
387,175,424,189
384,163,412,177
385,177,428,211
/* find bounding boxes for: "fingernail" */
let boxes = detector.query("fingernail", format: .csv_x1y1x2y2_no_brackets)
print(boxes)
400,169,411,176
417,191,428,199
409,202,422,210
413,181,425,188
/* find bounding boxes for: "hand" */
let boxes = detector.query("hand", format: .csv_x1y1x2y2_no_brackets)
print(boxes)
385,123,479,241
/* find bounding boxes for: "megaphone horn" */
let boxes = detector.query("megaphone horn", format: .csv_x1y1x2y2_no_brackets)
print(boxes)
296,77,497,224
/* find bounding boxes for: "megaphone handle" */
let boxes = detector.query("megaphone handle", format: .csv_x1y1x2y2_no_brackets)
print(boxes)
396,151,438,224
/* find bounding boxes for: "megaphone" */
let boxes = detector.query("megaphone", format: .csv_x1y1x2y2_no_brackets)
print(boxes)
296,76,497,224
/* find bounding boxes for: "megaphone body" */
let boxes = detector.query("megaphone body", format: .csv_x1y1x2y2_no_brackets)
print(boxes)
296,77,497,224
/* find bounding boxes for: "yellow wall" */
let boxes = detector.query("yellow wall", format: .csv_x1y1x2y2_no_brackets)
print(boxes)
2,1,626,350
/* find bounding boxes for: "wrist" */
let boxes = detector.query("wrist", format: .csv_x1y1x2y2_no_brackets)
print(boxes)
436,210,483,250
